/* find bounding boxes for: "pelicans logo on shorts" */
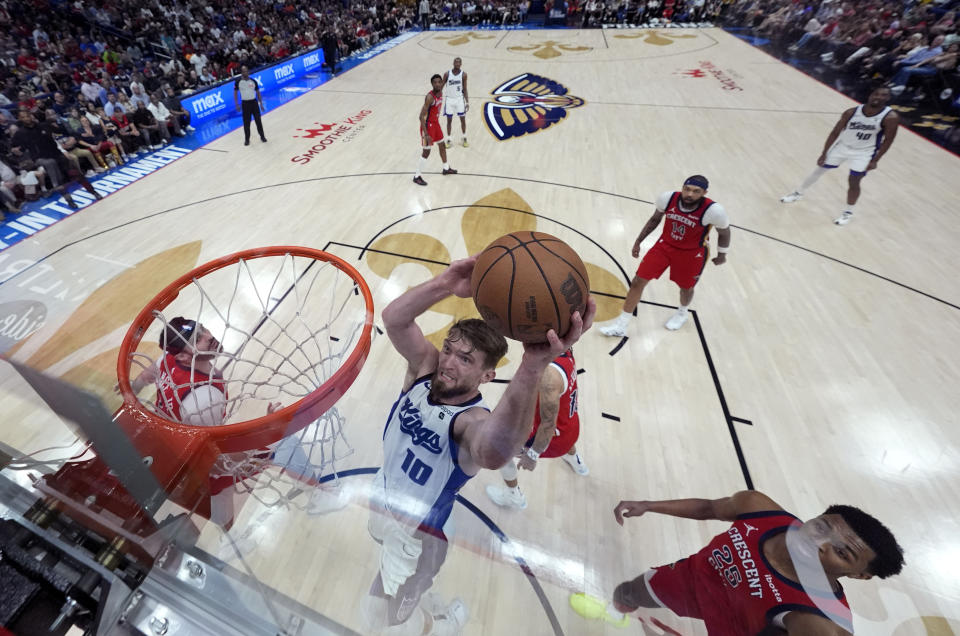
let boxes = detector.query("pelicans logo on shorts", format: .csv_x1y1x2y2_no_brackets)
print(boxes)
483,73,585,141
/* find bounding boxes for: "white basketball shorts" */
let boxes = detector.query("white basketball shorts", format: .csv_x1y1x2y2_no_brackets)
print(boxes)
823,142,874,175
444,95,465,117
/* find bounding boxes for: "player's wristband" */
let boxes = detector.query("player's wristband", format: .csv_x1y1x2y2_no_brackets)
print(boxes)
716,246,729,254
525,448,540,461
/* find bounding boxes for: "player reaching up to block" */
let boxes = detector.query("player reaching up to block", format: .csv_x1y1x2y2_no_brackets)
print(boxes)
128,317,343,520
485,348,588,511
571,490,904,635
363,254,595,635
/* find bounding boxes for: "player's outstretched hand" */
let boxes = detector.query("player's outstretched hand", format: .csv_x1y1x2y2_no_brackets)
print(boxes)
518,454,537,471
521,296,597,362
439,254,479,298
266,401,282,414
614,500,651,526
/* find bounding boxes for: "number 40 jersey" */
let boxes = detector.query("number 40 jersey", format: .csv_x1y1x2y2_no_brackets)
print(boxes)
379,375,490,535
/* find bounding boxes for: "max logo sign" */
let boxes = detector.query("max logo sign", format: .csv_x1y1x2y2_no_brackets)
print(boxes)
0,300,47,353
191,92,225,114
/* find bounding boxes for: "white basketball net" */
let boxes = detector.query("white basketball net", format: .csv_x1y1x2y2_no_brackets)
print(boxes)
126,251,370,509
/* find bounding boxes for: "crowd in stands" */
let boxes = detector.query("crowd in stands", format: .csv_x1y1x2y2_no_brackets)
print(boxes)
0,0,421,219
11,0,952,220
419,0,723,28
726,0,960,103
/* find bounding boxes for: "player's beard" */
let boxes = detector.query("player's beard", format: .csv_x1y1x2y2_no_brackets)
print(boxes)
429,370,467,401
681,194,702,207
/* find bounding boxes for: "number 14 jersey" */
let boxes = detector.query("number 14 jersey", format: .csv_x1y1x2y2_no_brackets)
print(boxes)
655,191,729,250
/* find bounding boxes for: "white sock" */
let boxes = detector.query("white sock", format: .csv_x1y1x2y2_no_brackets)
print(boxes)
844,202,856,214
499,459,518,481
798,166,830,193
415,156,427,178
676,304,689,315
616,311,631,326
442,162,449,170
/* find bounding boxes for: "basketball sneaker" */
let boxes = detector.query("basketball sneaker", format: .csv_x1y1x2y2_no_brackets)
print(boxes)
569,593,630,628
779,191,803,203
562,452,589,476
442,167,458,175
430,598,469,636
664,309,689,331
413,176,428,186
599,323,627,338
462,139,469,148
485,484,527,509
444,139,452,149
834,211,854,225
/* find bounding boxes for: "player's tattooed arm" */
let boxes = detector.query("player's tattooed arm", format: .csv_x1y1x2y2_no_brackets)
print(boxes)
530,365,564,453
632,210,665,257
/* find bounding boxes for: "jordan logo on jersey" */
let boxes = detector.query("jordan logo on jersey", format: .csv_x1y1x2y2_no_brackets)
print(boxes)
398,397,443,454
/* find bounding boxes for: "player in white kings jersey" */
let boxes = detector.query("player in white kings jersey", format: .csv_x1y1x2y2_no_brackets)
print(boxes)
780,87,899,225
363,254,595,636
442,57,469,148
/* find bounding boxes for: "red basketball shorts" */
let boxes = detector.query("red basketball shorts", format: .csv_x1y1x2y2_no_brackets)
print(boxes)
645,558,704,620
635,240,708,289
527,420,580,458
645,559,745,635
420,120,444,146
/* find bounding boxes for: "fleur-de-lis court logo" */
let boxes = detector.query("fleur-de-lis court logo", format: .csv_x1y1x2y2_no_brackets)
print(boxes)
436,32,496,46
507,40,592,59
614,31,697,45
364,189,626,358
483,73,584,141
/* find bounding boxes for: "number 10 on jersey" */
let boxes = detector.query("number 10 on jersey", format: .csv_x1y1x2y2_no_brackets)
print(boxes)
401,448,433,485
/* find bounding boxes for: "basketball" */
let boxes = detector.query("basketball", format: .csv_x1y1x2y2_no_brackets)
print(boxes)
470,232,590,343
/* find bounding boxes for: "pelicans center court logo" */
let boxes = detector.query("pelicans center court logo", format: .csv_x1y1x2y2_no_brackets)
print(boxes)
483,74,584,141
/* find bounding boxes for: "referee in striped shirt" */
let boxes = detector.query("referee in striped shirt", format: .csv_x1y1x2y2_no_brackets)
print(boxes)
233,65,267,146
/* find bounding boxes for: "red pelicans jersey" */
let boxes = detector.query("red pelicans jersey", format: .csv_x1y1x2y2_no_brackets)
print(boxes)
660,191,716,249
650,511,853,635
527,350,579,458
155,352,227,422
426,91,443,125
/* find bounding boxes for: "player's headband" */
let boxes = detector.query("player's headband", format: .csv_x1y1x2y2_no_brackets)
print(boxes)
684,176,709,190
163,318,198,353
